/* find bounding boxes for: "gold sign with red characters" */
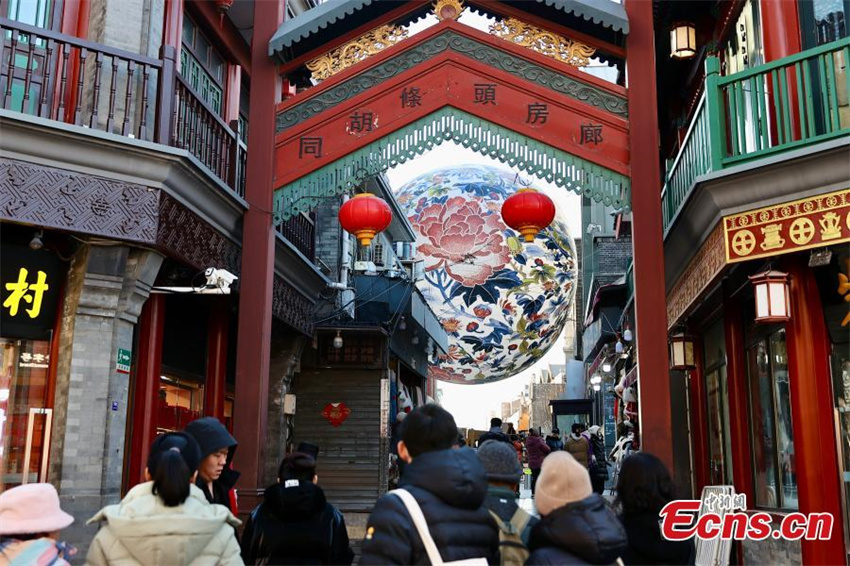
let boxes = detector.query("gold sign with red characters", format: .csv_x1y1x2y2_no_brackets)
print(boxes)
724,189,850,263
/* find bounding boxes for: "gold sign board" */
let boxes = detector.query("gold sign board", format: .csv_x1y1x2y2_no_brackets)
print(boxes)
724,189,850,263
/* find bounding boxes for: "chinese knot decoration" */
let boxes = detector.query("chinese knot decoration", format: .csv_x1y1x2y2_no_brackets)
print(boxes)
501,188,556,242
339,193,393,246
322,402,351,427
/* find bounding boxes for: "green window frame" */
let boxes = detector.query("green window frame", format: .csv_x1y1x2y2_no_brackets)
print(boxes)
180,13,225,115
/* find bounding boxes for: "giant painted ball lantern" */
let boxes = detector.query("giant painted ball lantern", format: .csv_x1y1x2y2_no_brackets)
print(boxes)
501,188,556,242
396,164,576,385
339,193,393,246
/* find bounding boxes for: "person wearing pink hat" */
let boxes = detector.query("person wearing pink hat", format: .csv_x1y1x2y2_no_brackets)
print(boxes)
0,483,76,565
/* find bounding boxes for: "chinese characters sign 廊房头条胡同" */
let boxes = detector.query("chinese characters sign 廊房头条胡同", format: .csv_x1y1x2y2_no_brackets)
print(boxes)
1,244,64,340
723,189,850,263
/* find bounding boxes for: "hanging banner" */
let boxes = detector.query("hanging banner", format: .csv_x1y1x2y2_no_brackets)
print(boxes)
322,402,351,427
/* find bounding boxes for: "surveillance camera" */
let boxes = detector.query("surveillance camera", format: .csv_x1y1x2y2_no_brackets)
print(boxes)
204,268,238,291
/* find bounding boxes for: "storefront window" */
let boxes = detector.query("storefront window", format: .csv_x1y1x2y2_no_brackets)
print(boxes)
157,375,204,434
747,329,797,509
0,339,52,489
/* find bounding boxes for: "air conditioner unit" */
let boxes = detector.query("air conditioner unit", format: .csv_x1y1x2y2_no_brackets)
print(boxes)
354,261,377,274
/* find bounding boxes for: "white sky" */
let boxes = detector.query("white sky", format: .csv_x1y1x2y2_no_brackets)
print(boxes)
385,143,582,429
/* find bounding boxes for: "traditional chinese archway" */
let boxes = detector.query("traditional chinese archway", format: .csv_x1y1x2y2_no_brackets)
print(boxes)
234,0,668,502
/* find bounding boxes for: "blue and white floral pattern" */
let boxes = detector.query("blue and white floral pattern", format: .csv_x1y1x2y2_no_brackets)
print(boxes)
395,164,576,384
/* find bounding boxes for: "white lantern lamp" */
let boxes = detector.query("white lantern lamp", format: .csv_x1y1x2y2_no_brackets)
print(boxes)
749,270,791,323
333,331,344,349
670,22,697,60
669,332,696,371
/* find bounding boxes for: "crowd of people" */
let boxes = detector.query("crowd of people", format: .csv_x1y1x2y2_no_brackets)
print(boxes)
0,408,693,566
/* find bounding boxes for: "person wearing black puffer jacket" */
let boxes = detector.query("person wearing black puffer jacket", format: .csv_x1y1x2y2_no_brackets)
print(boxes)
241,452,353,565
527,452,628,565
616,453,695,565
360,404,499,565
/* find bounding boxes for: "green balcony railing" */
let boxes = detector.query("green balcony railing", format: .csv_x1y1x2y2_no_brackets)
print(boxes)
662,37,850,234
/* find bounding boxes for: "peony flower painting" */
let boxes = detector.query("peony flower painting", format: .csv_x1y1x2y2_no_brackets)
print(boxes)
396,164,576,384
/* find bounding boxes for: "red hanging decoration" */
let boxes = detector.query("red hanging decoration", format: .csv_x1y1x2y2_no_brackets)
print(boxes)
338,193,393,246
215,0,234,13
501,188,556,243
322,402,351,427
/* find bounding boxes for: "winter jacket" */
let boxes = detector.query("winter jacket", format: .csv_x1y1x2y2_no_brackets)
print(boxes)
512,440,524,463
359,447,499,565
526,494,627,565
476,427,512,447
85,482,243,566
241,480,354,565
185,417,241,512
565,434,591,469
589,436,609,481
620,511,695,565
545,435,564,452
525,435,551,470
0,537,73,565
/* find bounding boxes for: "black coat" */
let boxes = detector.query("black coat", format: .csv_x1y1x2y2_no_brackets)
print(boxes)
545,435,564,452
590,436,608,481
476,428,512,447
527,494,628,566
241,481,354,565
185,417,241,511
620,512,695,566
360,447,499,565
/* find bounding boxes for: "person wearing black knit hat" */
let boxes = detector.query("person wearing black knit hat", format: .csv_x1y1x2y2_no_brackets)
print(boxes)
185,417,241,511
477,440,538,565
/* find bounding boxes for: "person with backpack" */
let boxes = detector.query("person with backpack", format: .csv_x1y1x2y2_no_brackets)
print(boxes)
241,452,354,565
360,404,499,564
527,452,627,565
86,432,243,565
476,440,538,566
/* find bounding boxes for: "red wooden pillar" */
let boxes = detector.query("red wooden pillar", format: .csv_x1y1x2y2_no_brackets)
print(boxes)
232,0,284,511
784,256,845,565
205,299,228,422
688,337,710,496
722,288,755,502
762,0,803,141
127,294,165,489
155,0,183,144
625,0,674,473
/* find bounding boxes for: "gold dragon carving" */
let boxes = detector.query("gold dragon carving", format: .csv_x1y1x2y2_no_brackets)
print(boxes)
489,17,597,68
306,25,409,81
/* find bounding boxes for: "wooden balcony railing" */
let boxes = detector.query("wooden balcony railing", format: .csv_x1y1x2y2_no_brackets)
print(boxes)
661,38,850,234
1,17,160,141
277,211,316,262
0,17,248,199
172,75,238,194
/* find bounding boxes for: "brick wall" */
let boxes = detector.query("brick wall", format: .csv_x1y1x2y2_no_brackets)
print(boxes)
742,520,803,564
595,236,633,276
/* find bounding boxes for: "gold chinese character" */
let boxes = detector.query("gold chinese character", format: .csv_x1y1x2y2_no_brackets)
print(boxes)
789,218,815,245
821,212,842,240
33,353,45,363
3,268,49,318
760,223,785,251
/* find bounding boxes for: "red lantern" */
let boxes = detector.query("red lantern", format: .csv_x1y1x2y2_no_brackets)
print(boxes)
501,188,556,242
338,193,393,246
215,0,234,13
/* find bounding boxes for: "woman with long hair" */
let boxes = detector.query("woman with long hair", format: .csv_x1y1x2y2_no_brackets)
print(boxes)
86,432,243,565
616,453,695,565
